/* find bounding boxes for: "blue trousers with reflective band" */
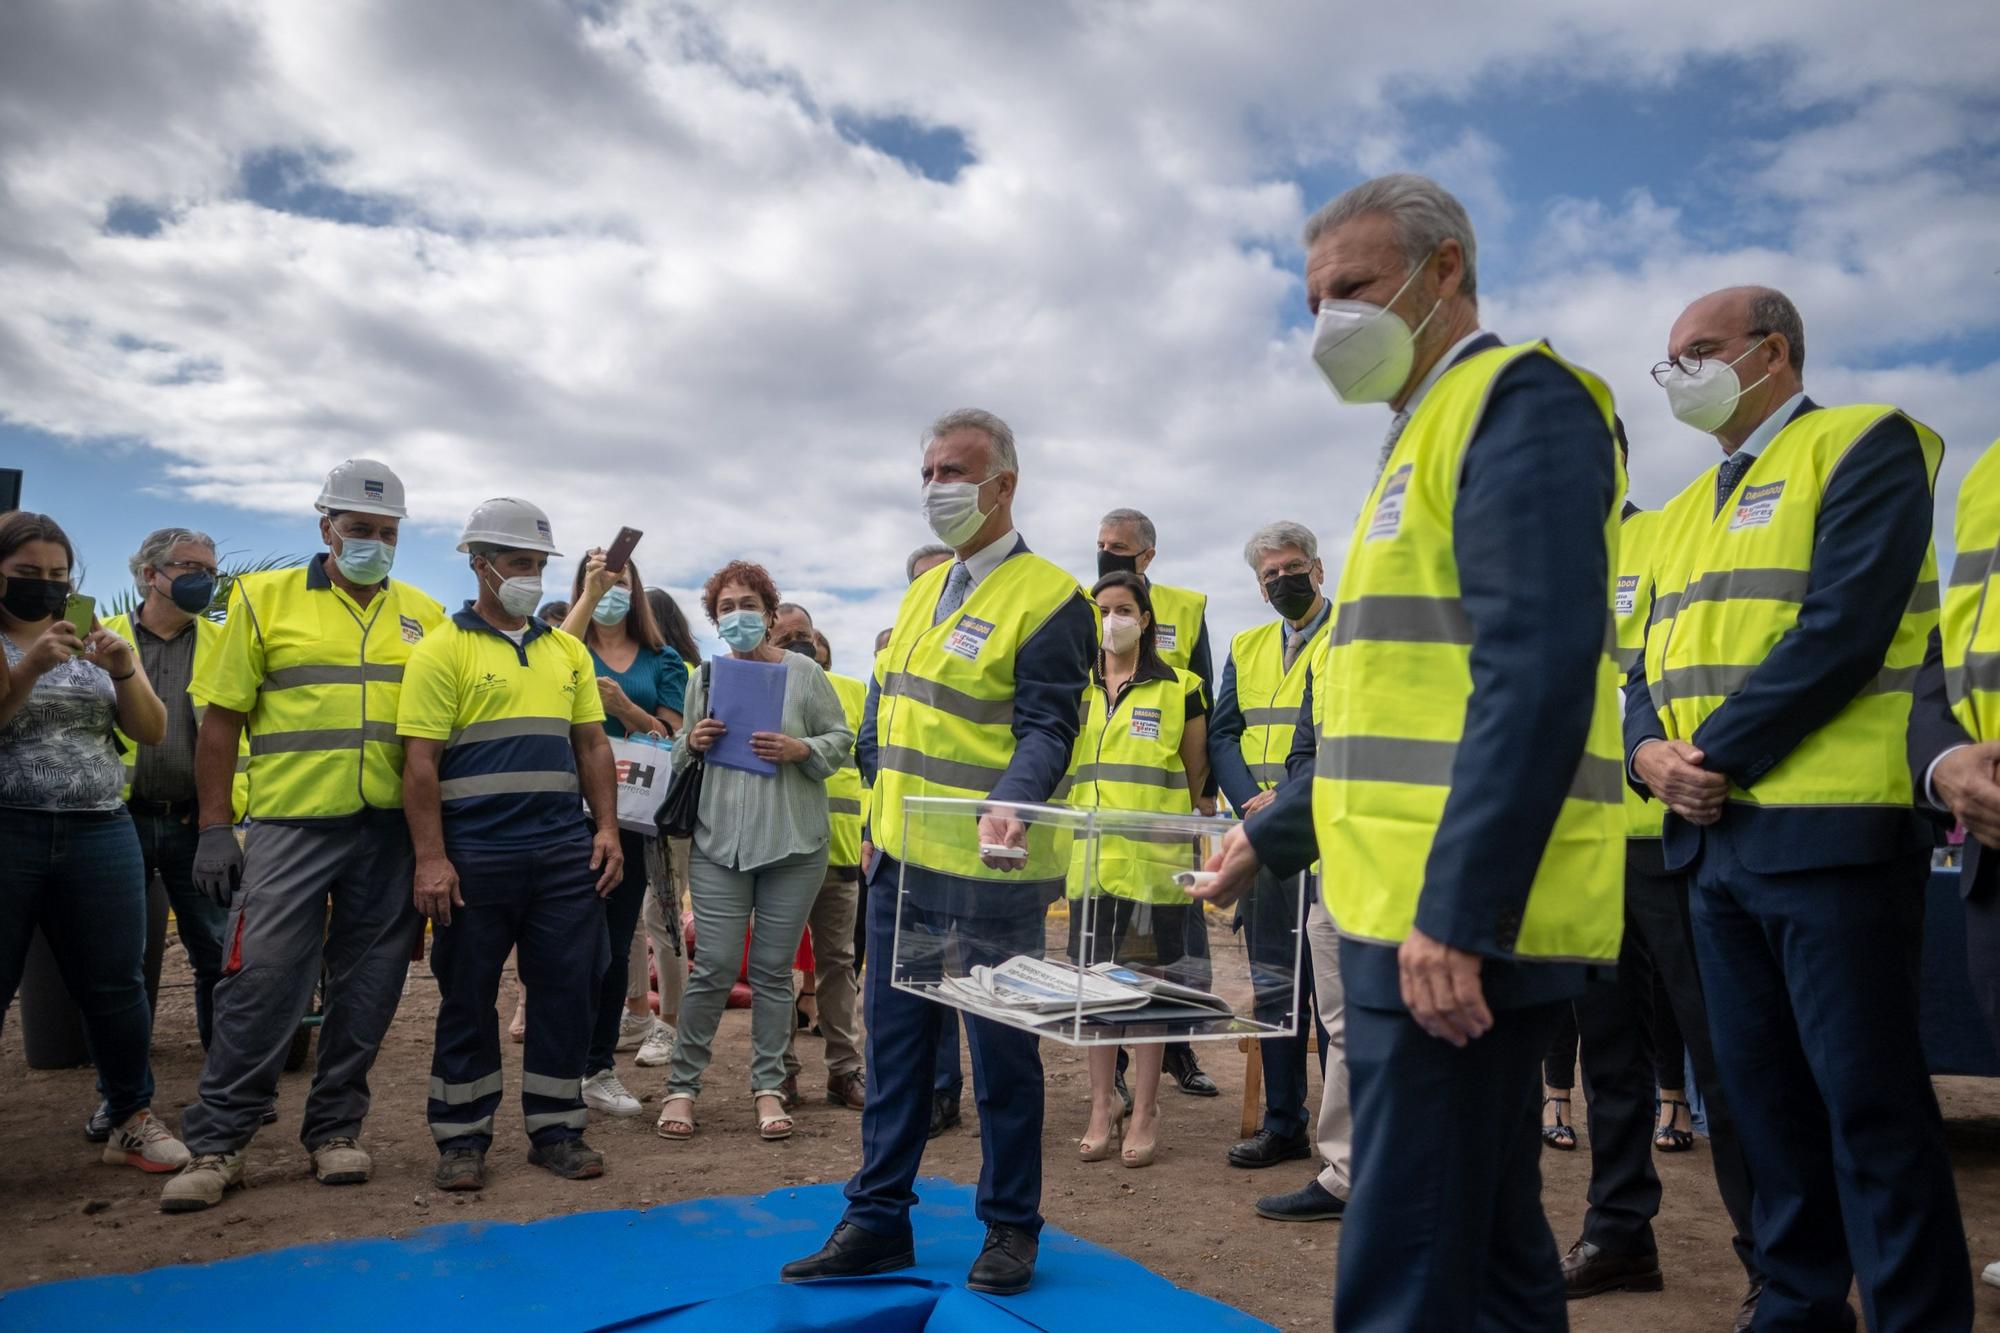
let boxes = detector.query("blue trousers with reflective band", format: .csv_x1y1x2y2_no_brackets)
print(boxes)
428,835,609,1151
0,808,154,1122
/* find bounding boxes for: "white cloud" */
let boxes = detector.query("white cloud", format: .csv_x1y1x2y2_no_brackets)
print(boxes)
2,0,1997,663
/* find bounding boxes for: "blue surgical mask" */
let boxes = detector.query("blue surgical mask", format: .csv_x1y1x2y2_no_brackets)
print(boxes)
593,585,632,625
333,535,395,584
717,610,767,652
166,571,216,614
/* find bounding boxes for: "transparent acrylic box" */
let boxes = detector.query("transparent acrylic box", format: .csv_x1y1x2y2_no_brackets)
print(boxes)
892,796,1305,1047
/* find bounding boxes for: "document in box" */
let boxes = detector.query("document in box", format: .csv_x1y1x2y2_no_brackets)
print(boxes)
707,654,786,776
935,956,1154,1023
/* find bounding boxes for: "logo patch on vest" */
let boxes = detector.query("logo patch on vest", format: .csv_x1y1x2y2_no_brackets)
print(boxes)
1728,480,1785,531
400,615,424,643
1614,575,1641,617
1367,466,1412,542
1129,707,1162,741
943,614,995,661
1154,624,1178,653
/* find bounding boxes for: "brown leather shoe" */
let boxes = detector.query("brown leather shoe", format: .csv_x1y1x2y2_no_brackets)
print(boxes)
826,1070,867,1110
1562,1240,1663,1299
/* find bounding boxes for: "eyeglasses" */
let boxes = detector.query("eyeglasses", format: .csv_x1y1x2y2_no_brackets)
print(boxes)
1652,330,1770,385
158,559,219,577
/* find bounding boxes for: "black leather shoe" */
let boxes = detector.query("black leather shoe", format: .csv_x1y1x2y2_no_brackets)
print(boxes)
781,1221,916,1283
1227,1128,1311,1169
1255,1177,1345,1221
928,1092,962,1140
1732,1277,1765,1333
1164,1044,1219,1097
966,1223,1038,1295
1562,1240,1664,1298
84,1102,113,1143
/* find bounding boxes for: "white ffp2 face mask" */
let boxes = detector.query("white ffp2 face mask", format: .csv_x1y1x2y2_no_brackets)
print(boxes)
923,476,993,548
1660,338,1772,435
479,560,543,618
1100,613,1143,655
1310,258,1441,405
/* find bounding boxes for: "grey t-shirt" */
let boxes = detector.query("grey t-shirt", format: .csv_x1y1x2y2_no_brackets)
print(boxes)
0,637,125,812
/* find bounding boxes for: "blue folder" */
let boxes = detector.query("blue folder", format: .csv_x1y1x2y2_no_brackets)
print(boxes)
707,654,786,777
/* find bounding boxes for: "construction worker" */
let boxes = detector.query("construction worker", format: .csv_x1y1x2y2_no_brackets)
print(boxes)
400,498,623,1190
1207,519,1331,1171
163,459,445,1214
772,613,869,1112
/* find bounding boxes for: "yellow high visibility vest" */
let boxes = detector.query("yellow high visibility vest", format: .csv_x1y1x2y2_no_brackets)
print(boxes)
871,550,1087,880
1645,405,1942,809
1613,510,1664,839
826,671,868,867
1944,438,2000,741
1062,667,1202,904
102,612,249,821
1227,614,1328,798
1312,341,1626,963
1146,582,1207,676
191,563,446,819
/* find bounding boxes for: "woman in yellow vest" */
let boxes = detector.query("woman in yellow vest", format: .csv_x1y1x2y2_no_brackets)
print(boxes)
1065,571,1208,1169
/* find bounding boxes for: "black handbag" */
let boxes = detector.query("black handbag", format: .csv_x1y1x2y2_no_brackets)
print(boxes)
656,662,710,839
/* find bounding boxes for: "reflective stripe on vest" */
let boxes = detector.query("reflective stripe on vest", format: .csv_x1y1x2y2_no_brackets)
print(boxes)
1312,341,1626,965
1063,669,1200,905
1228,615,1327,799
870,551,1087,880
224,567,444,818
103,612,250,821
1944,440,2000,740
826,671,868,867
1645,404,1942,809
1613,510,1664,837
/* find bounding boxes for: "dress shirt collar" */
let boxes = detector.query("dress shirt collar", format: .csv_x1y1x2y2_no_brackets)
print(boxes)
1282,596,1332,648
957,529,1021,589
1731,390,1807,460
1401,329,1493,421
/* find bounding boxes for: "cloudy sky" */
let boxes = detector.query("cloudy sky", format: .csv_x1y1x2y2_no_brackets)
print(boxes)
4,0,1997,665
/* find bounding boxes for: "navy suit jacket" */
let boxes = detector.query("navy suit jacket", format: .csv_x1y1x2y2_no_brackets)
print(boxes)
1245,334,1614,1010
1908,627,1991,897
858,537,1097,911
1622,398,1934,874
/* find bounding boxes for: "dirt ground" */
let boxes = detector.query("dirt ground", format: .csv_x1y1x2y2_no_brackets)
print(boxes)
7,946,2000,1333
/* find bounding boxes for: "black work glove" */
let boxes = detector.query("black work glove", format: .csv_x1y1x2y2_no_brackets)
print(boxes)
192,824,244,909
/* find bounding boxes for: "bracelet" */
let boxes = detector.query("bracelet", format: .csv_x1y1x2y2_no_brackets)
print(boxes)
108,669,135,681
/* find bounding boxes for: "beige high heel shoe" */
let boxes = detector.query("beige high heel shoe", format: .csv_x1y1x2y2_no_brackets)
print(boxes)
1079,1110,1125,1162
1121,1127,1157,1169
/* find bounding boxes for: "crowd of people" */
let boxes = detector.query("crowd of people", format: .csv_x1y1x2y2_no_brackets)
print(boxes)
3,168,1998,1329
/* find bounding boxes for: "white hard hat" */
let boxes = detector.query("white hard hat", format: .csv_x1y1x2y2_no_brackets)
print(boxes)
314,458,408,518
457,497,562,556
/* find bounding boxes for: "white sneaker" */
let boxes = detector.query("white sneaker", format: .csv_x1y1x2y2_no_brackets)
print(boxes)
160,1152,245,1212
634,1017,677,1067
103,1109,191,1174
616,1009,651,1052
1982,1259,2000,1290
583,1069,643,1117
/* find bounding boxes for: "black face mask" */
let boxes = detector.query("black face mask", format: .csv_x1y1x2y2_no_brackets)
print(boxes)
166,571,217,614
1264,571,1319,621
0,576,71,622
1096,550,1141,578
778,638,816,659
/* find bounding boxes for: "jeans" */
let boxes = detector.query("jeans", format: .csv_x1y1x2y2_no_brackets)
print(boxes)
586,828,650,1077
667,845,827,1098
130,809,227,1047
0,808,155,1121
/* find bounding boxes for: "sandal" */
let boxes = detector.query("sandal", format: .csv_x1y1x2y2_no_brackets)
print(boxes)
1541,1096,1577,1151
755,1091,794,1141
1655,1095,1694,1152
655,1095,696,1141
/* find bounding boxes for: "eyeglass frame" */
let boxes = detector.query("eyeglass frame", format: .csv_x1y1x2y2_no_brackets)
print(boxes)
1651,329,1772,386
153,557,220,578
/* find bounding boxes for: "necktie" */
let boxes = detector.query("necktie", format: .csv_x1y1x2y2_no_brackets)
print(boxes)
1374,411,1411,485
933,561,972,626
1714,452,1755,517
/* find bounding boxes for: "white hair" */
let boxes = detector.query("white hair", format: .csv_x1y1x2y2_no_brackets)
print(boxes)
924,408,1019,474
1243,520,1318,570
1302,173,1479,299
128,526,215,593
1098,507,1156,550
905,543,953,584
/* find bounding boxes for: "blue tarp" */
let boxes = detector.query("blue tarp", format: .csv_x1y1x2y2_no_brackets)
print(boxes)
0,1178,1273,1332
